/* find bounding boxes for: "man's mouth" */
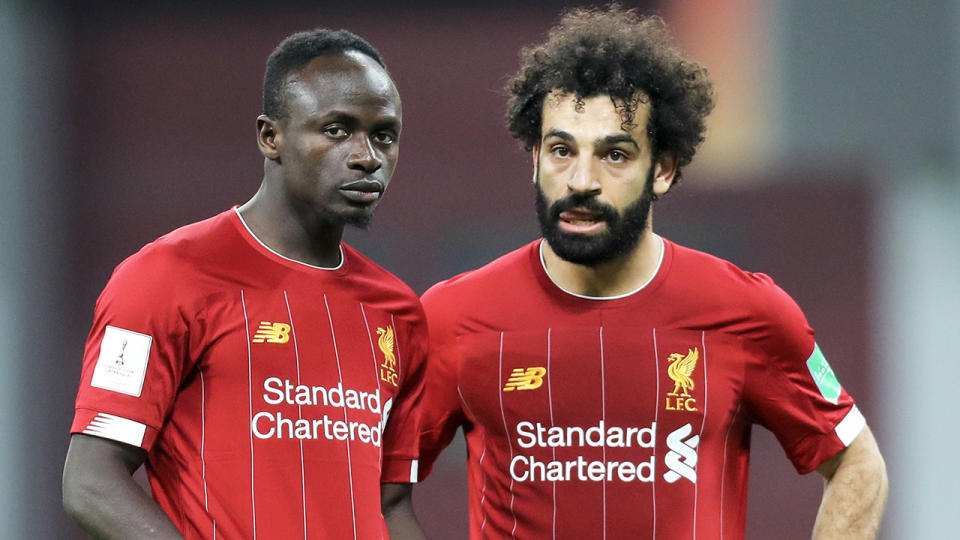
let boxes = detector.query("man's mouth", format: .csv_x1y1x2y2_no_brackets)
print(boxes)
339,180,384,204
558,208,606,234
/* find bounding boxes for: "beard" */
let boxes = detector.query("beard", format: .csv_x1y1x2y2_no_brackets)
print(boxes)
335,209,375,229
535,164,656,266
311,201,377,230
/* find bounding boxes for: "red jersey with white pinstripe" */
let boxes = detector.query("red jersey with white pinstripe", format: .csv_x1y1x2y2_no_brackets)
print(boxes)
418,238,864,540
71,208,427,540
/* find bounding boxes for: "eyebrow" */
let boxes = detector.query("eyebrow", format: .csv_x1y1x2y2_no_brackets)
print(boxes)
543,128,574,142
597,134,639,150
543,129,639,150
307,111,401,131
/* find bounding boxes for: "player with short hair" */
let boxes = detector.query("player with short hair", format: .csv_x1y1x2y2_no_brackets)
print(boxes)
415,6,887,539
63,29,426,539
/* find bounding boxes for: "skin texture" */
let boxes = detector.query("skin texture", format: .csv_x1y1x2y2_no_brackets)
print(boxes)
534,90,888,538
813,427,888,539
62,51,421,538
240,50,402,267
535,92,677,297
381,483,425,540
63,434,183,539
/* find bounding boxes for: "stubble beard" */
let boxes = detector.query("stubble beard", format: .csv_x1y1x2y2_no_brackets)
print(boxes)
535,164,657,266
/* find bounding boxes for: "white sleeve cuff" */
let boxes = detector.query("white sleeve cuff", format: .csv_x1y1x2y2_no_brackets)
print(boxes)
82,412,147,447
834,405,866,446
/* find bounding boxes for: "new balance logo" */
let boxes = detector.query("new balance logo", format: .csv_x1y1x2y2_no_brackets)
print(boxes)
252,322,290,344
663,423,699,484
503,367,546,391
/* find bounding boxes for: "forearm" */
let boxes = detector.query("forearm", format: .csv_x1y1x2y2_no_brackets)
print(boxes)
813,427,888,539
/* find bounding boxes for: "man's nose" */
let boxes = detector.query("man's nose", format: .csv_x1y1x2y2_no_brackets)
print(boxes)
566,156,601,194
347,136,382,174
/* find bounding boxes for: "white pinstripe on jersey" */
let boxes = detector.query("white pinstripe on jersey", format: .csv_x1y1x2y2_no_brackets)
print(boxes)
599,327,607,540
323,293,358,540
497,332,519,538
693,331,709,539
240,290,257,540
546,328,557,540
283,291,309,540
359,304,384,470
651,328,661,540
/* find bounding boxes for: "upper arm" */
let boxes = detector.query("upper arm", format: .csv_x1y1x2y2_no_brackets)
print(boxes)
815,425,884,481
64,433,147,487
62,433,148,513
381,482,423,540
380,482,414,515
71,252,194,452
740,277,863,473
380,311,430,484
414,287,468,481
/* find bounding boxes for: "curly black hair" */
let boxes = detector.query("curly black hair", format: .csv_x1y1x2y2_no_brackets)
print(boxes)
507,5,715,181
263,29,385,120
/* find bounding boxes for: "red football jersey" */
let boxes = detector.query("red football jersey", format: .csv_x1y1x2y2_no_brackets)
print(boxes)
418,238,863,540
71,208,427,540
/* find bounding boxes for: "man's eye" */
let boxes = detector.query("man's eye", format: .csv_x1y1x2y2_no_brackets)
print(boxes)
607,150,627,162
324,126,348,138
551,146,571,157
374,132,396,144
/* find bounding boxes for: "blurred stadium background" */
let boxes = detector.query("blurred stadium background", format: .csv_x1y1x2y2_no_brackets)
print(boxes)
1,0,956,538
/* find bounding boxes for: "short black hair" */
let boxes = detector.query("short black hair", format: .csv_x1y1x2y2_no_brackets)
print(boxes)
507,5,715,182
262,28,385,119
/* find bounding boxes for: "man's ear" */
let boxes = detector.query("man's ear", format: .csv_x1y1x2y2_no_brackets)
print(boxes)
256,115,282,161
652,151,679,197
531,143,540,184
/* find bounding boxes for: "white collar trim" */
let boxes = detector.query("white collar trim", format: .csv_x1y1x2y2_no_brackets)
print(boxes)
233,207,344,271
538,235,664,300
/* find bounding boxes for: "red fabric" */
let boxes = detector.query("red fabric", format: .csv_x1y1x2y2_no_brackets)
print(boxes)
417,238,857,540
71,208,427,540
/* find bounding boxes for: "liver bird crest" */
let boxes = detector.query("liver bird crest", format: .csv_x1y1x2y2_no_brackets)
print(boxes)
377,326,396,370
667,348,699,397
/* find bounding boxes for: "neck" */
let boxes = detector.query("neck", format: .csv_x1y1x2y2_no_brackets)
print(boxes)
541,228,662,298
238,180,344,268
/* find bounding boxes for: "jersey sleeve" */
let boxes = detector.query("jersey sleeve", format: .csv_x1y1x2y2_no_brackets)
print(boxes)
740,274,865,474
380,307,429,484
70,249,195,451
414,283,468,482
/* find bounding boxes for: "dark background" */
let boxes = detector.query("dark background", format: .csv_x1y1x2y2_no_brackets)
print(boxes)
7,1,894,538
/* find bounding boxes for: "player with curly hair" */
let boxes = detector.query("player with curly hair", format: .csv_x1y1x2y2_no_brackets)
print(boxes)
415,5,887,539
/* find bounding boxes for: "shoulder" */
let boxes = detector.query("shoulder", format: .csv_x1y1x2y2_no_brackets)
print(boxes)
668,240,799,310
422,242,536,310
667,240,811,351
420,242,536,340
104,212,235,299
341,243,425,321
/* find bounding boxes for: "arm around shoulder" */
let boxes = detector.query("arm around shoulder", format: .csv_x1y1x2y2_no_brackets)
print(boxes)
813,425,888,539
63,433,183,539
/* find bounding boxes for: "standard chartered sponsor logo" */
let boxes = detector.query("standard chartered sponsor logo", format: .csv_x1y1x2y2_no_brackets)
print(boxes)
251,377,390,446
663,423,699,484
510,421,657,483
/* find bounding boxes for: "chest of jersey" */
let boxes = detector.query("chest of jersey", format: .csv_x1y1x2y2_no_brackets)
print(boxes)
174,285,404,464
456,326,743,446
453,324,750,538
